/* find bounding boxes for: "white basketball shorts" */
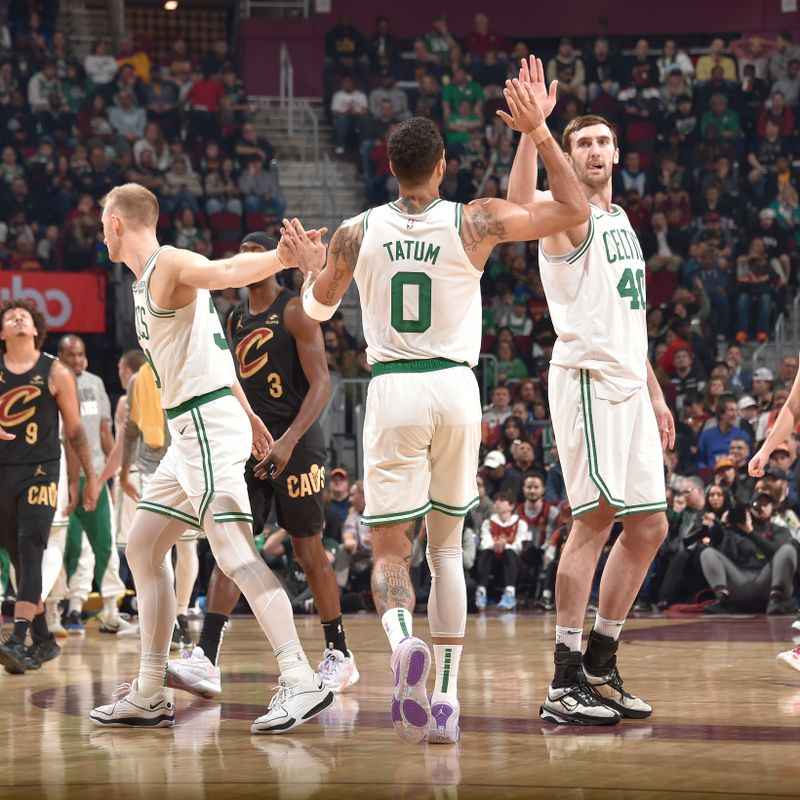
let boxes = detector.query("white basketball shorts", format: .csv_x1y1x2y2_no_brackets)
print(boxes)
362,361,481,526
549,365,667,519
138,391,253,531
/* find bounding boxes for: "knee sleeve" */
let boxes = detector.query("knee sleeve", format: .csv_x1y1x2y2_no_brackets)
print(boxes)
426,511,467,639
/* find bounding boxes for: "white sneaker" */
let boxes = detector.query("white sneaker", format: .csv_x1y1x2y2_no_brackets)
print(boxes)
89,679,175,728
390,636,432,744
47,603,67,639
318,648,359,693
251,674,335,734
166,646,221,698
777,644,800,674
116,620,141,639
583,665,653,719
99,613,139,636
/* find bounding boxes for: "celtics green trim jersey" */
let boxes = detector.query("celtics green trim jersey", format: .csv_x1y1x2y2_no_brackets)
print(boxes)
132,245,236,410
353,199,482,368
539,202,647,398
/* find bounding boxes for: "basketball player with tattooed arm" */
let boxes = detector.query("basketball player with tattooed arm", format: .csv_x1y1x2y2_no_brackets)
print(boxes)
281,70,589,744
506,57,673,725
0,300,99,674
168,232,358,698
89,184,334,732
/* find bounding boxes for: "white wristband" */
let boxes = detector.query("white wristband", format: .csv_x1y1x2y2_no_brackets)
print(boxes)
302,281,340,321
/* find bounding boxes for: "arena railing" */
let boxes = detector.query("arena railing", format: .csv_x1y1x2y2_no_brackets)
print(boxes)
239,0,310,19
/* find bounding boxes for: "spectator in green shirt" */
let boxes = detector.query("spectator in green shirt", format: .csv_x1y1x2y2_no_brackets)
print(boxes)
486,339,529,388
442,67,485,118
701,94,741,142
425,13,457,64
446,99,482,148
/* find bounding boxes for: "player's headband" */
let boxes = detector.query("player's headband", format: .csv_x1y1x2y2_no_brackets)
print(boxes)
240,232,277,251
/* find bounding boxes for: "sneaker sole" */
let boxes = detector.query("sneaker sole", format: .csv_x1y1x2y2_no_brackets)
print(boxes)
539,704,621,726
166,670,222,699
777,653,800,674
391,639,431,744
428,704,460,744
0,649,27,675
89,713,175,728
250,689,335,734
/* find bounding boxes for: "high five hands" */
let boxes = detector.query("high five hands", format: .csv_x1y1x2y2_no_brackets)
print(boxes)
497,54,558,133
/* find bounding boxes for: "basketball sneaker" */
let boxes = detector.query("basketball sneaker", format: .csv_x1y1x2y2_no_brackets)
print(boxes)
427,699,460,744
166,645,221,698
66,610,85,634
318,648,360,693
25,637,61,670
497,590,516,611
89,679,175,728
390,636,432,744
251,674,335,734
99,612,139,636
475,590,487,612
777,644,800,674
539,644,620,726
47,602,67,638
582,629,653,719
0,637,28,674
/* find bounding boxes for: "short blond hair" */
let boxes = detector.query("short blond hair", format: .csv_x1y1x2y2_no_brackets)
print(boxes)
101,183,159,229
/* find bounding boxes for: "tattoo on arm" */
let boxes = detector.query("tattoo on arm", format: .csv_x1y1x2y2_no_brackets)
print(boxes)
68,426,95,479
460,203,508,252
325,220,364,304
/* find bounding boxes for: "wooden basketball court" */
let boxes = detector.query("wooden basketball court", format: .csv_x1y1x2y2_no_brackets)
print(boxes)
2,613,799,799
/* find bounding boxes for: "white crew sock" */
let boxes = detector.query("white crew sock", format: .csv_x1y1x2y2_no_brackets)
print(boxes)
68,599,83,615
504,585,516,597
555,625,583,652
431,644,462,703
382,608,412,652
275,640,315,684
138,652,167,697
102,595,118,619
594,613,625,641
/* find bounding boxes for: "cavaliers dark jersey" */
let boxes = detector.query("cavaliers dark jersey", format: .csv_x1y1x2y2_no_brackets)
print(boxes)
229,290,308,424
0,351,60,465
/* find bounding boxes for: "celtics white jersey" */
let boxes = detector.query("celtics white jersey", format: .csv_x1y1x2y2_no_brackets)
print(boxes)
353,199,482,367
132,245,235,410
539,202,647,397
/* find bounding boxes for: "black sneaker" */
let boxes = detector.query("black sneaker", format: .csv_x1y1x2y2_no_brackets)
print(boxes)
704,593,734,614
581,628,654,719
539,644,620,726
26,637,61,669
767,596,798,615
170,615,191,650
0,637,28,674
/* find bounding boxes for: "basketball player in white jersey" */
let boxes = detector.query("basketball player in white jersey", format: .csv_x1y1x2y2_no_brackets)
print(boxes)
505,58,674,725
281,75,589,744
89,184,334,731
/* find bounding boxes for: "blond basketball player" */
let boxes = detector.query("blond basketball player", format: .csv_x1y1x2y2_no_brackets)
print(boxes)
506,60,674,725
281,74,589,744
89,184,334,731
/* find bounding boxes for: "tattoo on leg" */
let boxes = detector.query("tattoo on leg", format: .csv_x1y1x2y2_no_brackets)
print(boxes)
372,561,415,616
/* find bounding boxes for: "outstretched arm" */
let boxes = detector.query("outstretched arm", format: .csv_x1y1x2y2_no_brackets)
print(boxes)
750,367,800,476
457,78,589,267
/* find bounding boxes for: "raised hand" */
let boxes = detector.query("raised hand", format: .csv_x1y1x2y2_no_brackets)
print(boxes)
280,218,328,276
518,55,558,119
496,78,546,136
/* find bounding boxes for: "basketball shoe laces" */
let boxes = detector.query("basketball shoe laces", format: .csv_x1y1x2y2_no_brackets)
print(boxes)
564,671,607,706
268,677,297,710
318,651,340,683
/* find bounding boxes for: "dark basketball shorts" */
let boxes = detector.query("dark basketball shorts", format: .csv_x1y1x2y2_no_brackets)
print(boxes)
0,459,60,560
245,422,326,538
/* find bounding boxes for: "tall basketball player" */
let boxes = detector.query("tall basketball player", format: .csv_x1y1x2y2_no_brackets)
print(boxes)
506,58,674,725
89,184,334,732
0,300,99,674
282,75,589,744
168,231,358,699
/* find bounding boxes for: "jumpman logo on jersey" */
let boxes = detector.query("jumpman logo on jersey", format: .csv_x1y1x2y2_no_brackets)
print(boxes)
236,318,244,331
34,464,45,477
31,374,43,385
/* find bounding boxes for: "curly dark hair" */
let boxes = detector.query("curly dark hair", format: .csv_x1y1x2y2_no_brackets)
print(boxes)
0,300,47,354
387,117,444,186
